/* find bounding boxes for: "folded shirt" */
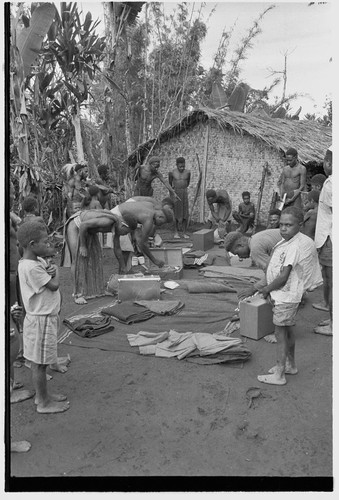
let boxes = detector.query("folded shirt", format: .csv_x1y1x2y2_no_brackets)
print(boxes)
101,301,154,324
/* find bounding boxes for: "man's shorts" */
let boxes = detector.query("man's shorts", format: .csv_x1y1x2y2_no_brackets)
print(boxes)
272,302,299,327
23,313,59,365
318,236,332,267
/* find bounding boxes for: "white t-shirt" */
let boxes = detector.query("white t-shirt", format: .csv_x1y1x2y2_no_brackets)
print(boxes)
18,258,61,315
314,176,332,249
267,232,322,304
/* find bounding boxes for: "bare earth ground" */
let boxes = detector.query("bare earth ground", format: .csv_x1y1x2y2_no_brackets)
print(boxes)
8,226,332,491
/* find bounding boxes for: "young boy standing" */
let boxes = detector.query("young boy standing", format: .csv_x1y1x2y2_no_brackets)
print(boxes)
17,220,70,413
232,191,255,233
256,206,320,385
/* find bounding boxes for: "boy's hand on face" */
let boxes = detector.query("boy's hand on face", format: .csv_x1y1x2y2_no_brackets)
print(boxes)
46,264,57,277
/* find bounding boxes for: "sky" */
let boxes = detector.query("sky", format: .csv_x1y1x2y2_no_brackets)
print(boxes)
80,0,333,119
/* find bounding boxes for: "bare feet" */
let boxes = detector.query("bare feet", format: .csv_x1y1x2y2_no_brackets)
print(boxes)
74,295,87,305
268,364,298,375
37,400,70,414
173,233,180,239
49,355,71,373
11,440,31,453
35,393,68,405
182,234,190,239
264,334,277,343
317,318,331,327
314,324,332,336
11,389,35,404
312,302,329,312
12,381,24,390
257,373,286,385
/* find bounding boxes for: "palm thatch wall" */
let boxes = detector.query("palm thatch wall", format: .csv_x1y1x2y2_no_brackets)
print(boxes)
128,107,332,166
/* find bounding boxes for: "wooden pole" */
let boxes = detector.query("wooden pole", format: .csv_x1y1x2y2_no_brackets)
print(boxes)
187,153,202,227
253,162,269,234
200,124,210,222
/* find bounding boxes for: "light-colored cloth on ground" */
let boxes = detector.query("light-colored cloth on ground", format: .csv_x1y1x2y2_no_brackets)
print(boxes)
129,329,242,360
315,176,332,248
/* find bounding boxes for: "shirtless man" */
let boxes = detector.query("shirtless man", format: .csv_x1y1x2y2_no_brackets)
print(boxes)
63,201,173,303
134,156,180,200
206,188,232,241
62,162,89,218
278,148,306,209
169,157,191,238
114,200,174,267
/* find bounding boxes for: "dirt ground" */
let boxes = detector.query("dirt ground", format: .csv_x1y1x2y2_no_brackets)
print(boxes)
8,227,333,491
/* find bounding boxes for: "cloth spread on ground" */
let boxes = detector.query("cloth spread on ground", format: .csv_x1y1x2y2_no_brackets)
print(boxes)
183,250,215,268
59,287,241,352
181,280,237,294
101,301,155,324
199,265,264,282
62,315,114,338
134,300,184,315
127,329,251,364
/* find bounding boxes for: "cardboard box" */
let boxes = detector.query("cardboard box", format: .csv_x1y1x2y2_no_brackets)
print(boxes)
145,247,184,280
240,295,274,340
118,275,161,302
192,229,214,251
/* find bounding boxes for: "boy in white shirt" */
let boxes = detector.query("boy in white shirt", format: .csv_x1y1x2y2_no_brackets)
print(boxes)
256,207,321,385
17,220,70,414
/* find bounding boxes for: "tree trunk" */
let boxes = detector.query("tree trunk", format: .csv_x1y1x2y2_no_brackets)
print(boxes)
72,102,85,162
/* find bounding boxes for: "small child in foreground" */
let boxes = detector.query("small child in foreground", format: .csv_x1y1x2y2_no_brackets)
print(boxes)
17,220,70,414
255,206,320,386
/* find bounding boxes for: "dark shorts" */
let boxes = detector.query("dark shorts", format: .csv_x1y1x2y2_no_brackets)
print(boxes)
318,236,332,267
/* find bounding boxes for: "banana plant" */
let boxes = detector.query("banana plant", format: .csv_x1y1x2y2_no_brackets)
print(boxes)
40,2,106,165
10,2,57,203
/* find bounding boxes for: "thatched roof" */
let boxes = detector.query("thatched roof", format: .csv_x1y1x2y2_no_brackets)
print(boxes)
128,107,332,166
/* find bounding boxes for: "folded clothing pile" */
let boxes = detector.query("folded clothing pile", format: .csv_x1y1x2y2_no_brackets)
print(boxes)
127,329,251,364
134,300,185,315
101,301,154,324
183,250,215,268
63,316,114,338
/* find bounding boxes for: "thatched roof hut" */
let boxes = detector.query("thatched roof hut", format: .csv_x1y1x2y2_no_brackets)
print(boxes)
128,107,332,224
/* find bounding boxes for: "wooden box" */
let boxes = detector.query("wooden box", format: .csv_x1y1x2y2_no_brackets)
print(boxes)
145,247,184,280
118,275,161,302
192,229,215,251
240,295,275,340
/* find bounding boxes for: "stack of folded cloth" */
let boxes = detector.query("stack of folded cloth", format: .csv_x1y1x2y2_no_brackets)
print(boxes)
63,316,114,338
101,301,154,324
134,300,185,315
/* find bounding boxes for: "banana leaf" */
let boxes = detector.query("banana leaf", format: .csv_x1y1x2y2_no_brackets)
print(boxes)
17,3,56,77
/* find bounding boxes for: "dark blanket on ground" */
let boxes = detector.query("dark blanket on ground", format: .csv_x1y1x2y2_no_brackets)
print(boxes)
59,284,242,354
63,316,114,338
101,301,155,324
